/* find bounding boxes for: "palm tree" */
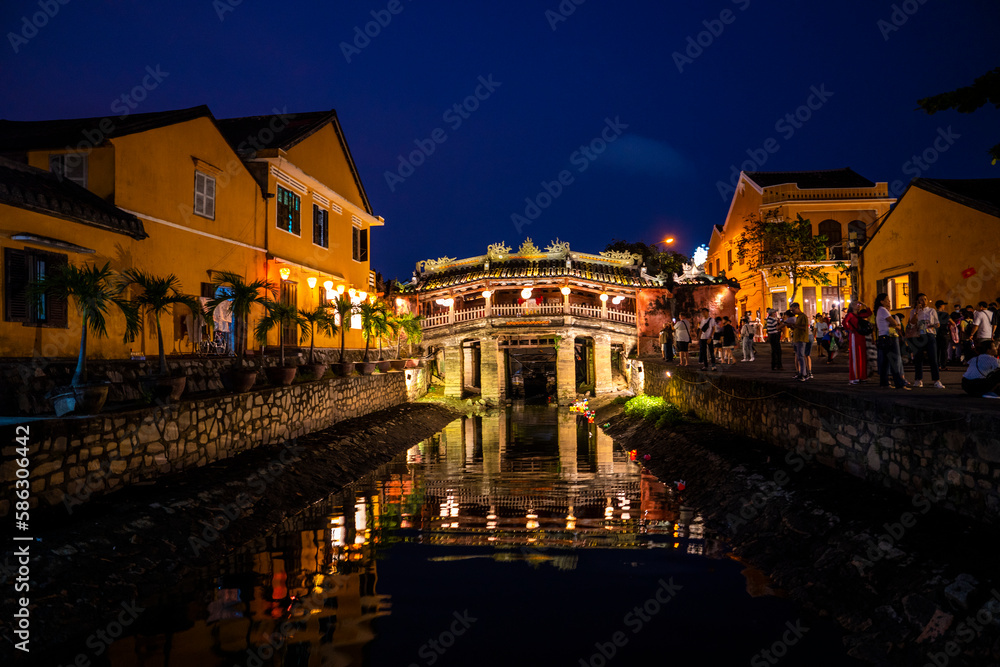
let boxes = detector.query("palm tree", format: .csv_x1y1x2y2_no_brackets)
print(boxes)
29,261,139,387
330,294,356,363
396,312,424,358
301,305,338,364
359,299,390,362
253,299,308,367
121,270,203,376
384,312,402,360
205,271,276,360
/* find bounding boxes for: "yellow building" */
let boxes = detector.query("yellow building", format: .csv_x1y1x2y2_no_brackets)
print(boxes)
707,169,894,320
861,178,1000,316
0,106,381,359
217,110,383,351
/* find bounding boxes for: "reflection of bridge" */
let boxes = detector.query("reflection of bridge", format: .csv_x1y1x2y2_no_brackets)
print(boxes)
402,240,670,403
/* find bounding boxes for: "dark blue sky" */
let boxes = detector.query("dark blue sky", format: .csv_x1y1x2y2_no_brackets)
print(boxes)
2,0,998,280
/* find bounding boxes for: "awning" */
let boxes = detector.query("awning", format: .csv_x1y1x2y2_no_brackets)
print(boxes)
11,233,96,254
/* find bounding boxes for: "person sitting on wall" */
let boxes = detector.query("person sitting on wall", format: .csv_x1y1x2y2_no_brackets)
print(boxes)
962,339,1000,398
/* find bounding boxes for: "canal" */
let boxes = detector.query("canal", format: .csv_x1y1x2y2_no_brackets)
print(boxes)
87,405,860,666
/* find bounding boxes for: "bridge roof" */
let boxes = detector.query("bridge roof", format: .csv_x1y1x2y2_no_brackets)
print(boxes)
416,257,657,292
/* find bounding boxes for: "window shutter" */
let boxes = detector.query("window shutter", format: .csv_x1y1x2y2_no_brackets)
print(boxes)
360,228,368,262
875,279,887,304
45,253,69,328
908,272,918,305
352,227,359,261
205,175,215,218
4,247,30,322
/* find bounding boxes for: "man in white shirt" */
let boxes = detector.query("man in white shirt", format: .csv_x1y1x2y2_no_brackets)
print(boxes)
698,307,717,371
962,340,1000,398
971,302,994,343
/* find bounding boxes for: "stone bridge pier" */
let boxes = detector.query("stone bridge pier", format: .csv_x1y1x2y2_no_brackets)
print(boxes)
435,328,633,405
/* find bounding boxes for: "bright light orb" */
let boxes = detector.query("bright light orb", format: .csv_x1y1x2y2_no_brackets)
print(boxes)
323,280,334,291
561,286,571,296
482,290,492,299
307,277,317,289
599,293,608,302
278,267,291,280
337,284,345,294
521,287,532,299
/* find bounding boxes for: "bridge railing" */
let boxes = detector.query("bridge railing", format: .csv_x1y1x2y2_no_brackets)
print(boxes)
422,304,636,329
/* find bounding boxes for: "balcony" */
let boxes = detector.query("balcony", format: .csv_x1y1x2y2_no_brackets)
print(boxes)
422,302,636,330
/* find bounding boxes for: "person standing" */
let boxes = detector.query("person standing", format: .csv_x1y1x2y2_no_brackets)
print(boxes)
740,315,755,362
659,322,674,362
935,300,951,371
815,313,830,361
674,312,691,366
843,301,869,385
907,293,945,388
790,302,810,380
971,301,994,345
698,308,717,371
962,340,1000,398
765,308,783,371
721,316,737,365
875,293,909,390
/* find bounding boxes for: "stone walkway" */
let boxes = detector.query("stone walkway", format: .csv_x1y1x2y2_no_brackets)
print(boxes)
648,342,999,417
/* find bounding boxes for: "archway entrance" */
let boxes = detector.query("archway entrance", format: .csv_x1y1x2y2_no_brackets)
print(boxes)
503,336,558,401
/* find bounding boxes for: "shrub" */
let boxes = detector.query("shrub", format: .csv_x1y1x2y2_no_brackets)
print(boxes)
623,394,683,429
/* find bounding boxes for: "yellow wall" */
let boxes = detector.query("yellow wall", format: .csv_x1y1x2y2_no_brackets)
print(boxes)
861,185,999,316
285,123,367,210
28,145,117,201
0,205,141,359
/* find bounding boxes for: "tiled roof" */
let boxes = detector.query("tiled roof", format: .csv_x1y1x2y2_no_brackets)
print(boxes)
0,106,212,152
216,110,336,153
0,157,147,239
914,178,1000,218
417,258,653,292
744,168,876,190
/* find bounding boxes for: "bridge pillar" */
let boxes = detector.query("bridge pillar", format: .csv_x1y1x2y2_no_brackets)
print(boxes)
463,344,477,389
444,344,464,398
595,335,613,394
480,338,502,405
556,339,576,405
558,409,578,478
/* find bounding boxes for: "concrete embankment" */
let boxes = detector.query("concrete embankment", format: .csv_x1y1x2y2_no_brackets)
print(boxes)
1,400,459,664
628,358,1000,525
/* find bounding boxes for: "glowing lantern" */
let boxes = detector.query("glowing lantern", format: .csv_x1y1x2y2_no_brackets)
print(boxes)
612,295,624,305
307,276,317,289
337,284,345,294
279,267,291,280
395,298,404,307
358,291,367,301
600,293,608,302
561,286,571,296
482,290,492,299
324,280,334,291
521,287,532,299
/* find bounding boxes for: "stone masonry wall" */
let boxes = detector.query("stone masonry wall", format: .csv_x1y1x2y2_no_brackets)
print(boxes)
0,366,430,516
634,359,1000,524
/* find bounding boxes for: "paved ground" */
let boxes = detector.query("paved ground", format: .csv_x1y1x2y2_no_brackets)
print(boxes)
645,341,1000,417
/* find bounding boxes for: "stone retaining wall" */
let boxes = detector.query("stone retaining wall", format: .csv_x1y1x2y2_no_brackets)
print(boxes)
632,359,1000,524
0,350,424,416
0,366,429,516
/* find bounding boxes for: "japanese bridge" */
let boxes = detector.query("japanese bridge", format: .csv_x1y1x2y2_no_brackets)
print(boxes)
402,239,670,404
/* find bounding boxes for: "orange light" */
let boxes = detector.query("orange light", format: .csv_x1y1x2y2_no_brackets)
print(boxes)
279,267,291,280
664,237,675,244
307,277,317,289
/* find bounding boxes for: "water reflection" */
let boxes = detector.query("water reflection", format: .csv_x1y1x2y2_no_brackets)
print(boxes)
96,407,725,666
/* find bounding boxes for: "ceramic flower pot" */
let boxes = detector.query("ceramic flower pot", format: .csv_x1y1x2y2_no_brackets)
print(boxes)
265,366,297,386
390,360,407,371
299,363,328,381
355,362,377,375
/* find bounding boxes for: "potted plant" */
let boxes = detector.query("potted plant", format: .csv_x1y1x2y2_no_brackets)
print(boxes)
205,271,276,392
330,293,356,376
122,270,202,402
397,312,424,368
357,299,388,375
29,261,140,416
254,299,308,386
300,305,337,380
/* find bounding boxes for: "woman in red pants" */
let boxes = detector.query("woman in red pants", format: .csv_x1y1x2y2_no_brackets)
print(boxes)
843,301,871,384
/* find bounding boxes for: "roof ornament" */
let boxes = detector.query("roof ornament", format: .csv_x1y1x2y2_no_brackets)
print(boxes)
487,242,511,260
517,238,540,255
545,238,571,256
418,256,456,273
598,249,641,265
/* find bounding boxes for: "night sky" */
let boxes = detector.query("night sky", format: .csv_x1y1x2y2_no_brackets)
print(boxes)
2,0,998,281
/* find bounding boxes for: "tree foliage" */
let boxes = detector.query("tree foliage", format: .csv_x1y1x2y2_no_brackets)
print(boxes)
734,210,831,304
604,239,690,286
917,67,1000,164
122,270,202,375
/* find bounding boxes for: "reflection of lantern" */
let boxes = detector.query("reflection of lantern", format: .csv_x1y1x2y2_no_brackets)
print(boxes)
482,290,492,299
521,287,532,299
324,280,334,291
279,267,291,280
307,276,317,289
599,293,608,302
561,286,570,296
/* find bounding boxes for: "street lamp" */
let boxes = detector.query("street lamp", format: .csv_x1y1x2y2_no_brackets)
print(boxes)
664,237,675,245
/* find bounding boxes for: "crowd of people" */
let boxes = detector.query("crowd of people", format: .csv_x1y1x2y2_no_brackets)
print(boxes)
657,296,1000,399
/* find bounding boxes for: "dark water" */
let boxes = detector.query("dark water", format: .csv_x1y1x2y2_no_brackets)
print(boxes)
84,405,858,666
